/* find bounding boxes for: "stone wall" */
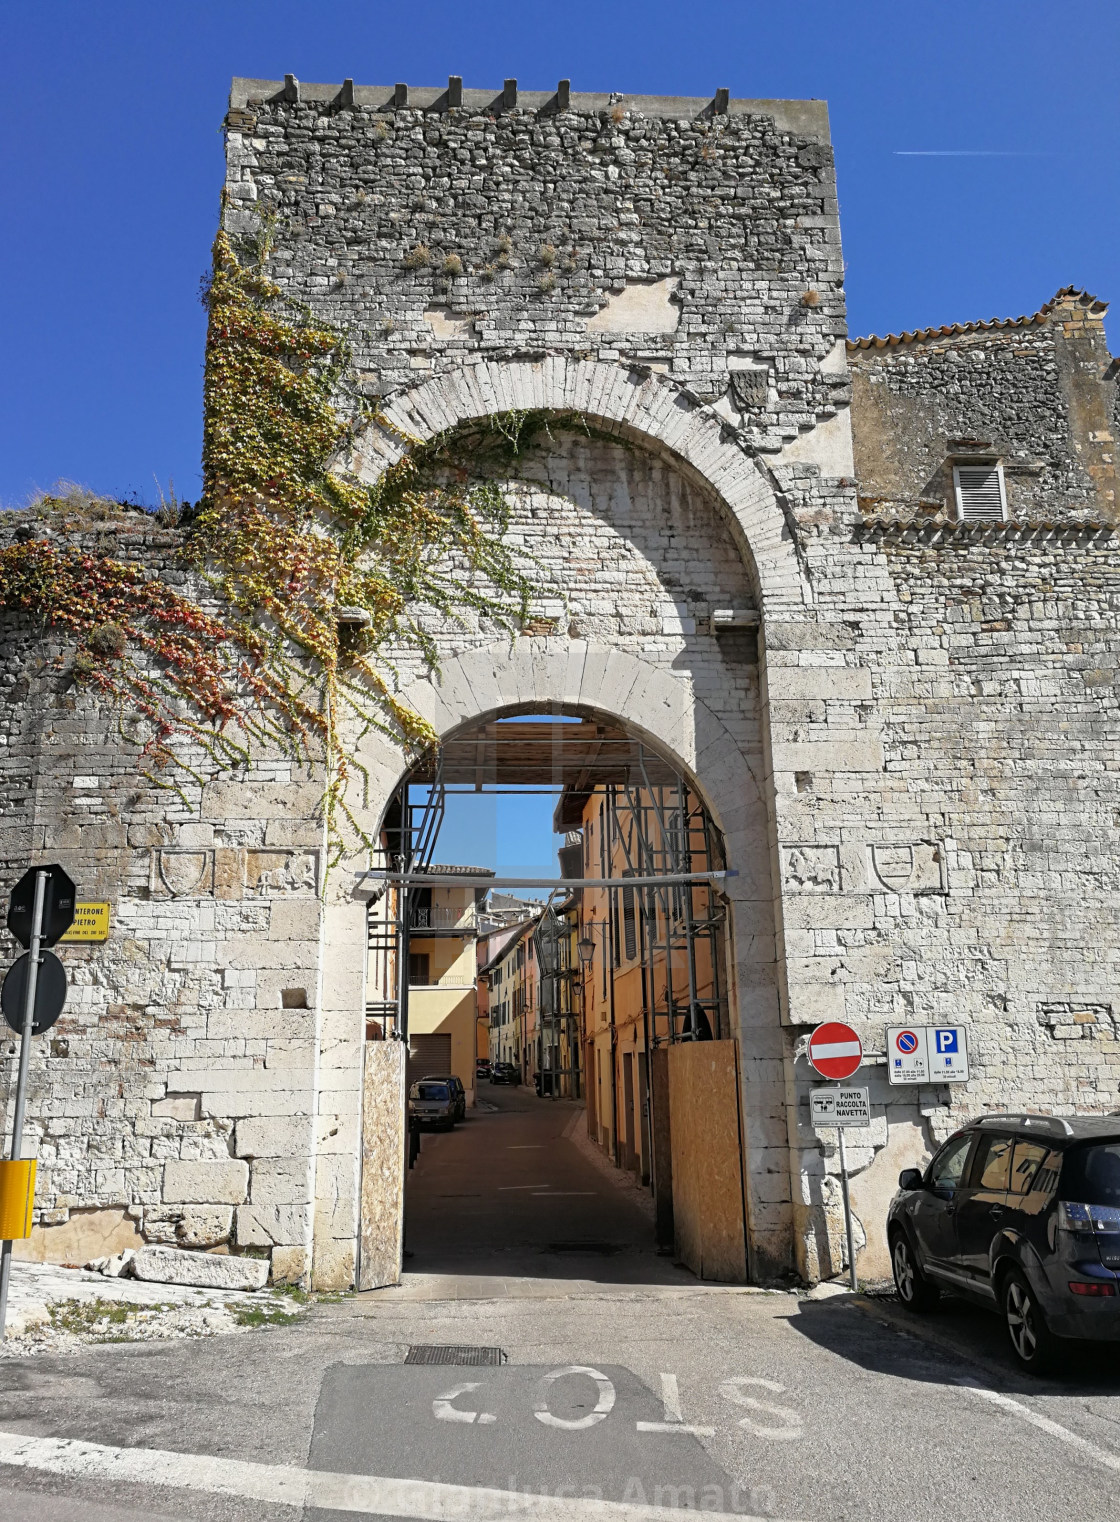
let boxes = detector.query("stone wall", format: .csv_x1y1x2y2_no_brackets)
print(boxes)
849,288,1118,523
0,510,326,1283
223,78,848,459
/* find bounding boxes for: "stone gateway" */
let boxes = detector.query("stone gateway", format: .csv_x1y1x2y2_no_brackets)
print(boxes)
0,77,1117,1289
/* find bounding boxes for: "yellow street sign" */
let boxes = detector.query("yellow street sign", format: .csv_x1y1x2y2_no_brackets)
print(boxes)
58,902,111,943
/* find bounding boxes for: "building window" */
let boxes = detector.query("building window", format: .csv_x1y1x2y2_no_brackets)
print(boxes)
622,875,638,962
953,462,1007,523
408,951,431,985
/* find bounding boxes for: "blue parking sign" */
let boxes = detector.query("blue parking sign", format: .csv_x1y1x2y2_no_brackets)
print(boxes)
930,1026,969,1081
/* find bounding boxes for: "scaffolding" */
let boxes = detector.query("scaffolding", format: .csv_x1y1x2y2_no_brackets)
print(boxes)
364,717,730,1084
531,897,581,1098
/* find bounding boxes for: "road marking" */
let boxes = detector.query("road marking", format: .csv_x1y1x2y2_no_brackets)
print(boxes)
717,1379,803,1441
432,1383,495,1425
534,1366,617,1430
957,1380,1120,1475
635,1373,715,1437
0,1427,798,1521
533,1191,597,1197
498,1185,549,1191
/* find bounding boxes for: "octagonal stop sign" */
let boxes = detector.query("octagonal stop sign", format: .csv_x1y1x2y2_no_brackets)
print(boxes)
6,865,76,949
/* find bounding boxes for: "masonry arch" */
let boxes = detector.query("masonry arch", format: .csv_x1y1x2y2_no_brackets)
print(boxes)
341,642,789,1288
343,355,811,617
318,357,804,1292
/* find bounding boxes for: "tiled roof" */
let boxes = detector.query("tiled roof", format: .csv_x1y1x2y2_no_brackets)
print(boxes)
426,863,496,876
848,287,1108,351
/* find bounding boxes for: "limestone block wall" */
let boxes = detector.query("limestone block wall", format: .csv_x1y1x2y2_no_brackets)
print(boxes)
4,74,1119,1291
0,514,327,1283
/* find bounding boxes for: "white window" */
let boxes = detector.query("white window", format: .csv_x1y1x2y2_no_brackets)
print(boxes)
953,462,1007,523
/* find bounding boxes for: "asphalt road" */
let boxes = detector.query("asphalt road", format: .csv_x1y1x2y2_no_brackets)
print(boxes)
0,1091,1116,1522
403,1083,685,1285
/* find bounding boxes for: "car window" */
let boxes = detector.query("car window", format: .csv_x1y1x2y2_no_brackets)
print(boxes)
415,1082,450,1100
971,1135,1013,1192
928,1134,972,1192
1008,1139,1050,1196
1060,1143,1120,1207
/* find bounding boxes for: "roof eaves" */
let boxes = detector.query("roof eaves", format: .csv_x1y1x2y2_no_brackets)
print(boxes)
847,287,1108,352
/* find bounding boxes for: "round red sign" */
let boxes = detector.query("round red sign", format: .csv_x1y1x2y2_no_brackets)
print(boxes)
807,1020,863,1080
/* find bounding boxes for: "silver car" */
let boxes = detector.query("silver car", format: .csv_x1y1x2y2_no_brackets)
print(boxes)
408,1079,456,1131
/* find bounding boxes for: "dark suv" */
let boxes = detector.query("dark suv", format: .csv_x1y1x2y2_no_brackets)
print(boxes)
887,1112,1120,1372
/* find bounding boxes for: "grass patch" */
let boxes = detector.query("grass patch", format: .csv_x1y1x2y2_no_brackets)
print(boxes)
47,1298,172,1340
231,1300,301,1330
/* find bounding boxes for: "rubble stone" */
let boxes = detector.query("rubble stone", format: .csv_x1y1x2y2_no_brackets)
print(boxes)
131,1246,268,1291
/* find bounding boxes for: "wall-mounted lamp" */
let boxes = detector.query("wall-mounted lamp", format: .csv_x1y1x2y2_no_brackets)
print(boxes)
577,935,596,969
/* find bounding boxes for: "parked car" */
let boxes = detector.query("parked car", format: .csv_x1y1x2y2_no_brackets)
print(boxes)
408,1079,456,1131
419,1073,466,1122
476,1058,492,1082
490,1061,520,1086
888,1112,1120,1372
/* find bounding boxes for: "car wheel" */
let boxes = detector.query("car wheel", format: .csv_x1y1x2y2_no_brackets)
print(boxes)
891,1231,940,1312
1002,1267,1058,1374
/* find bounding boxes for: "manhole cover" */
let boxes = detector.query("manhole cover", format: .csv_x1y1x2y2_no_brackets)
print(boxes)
404,1345,507,1366
546,1241,623,1256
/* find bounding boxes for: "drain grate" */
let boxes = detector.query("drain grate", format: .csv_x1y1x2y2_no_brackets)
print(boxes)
405,1345,507,1366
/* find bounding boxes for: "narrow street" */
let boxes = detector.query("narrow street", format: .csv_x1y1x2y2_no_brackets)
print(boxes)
401,1085,686,1288
0,1090,1118,1521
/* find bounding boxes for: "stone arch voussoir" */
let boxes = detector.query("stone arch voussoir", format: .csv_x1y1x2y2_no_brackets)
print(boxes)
357,639,770,907
344,356,809,616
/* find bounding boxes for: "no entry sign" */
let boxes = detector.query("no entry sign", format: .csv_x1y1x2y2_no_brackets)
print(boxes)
807,1020,863,1080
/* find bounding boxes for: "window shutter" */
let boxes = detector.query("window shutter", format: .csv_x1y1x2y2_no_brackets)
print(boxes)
954,464,1006,522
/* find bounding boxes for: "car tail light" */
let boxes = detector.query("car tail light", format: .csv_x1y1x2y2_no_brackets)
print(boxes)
1058,1202,1120,1235
1068,1281,1117,1296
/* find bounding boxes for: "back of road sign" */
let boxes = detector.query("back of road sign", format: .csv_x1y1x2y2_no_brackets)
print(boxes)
6,865,76,950
0,951,67,1035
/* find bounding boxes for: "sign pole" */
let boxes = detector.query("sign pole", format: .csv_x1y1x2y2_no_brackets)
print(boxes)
0,868,47,1340
837,1126,858,1293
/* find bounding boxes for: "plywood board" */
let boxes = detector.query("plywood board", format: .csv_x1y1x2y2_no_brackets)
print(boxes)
650,1045,674,1250
668,1040,747,1282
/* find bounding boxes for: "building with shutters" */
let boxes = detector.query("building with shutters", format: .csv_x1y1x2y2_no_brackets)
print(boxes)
394,866,492,1105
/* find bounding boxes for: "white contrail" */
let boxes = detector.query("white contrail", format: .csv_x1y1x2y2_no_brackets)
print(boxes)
894,150,1048,157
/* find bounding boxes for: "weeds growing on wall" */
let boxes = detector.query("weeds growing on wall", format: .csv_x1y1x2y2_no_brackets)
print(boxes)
0,227,540,858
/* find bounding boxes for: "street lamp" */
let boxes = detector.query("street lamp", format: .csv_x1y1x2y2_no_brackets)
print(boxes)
577,935,596,969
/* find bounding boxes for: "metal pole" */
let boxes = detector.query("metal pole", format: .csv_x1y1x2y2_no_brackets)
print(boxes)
838,1127,858,1293
0,867,48,1340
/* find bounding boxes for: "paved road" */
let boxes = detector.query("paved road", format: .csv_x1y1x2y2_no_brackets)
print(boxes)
0,1092,1116,1521
402,1084,686,1287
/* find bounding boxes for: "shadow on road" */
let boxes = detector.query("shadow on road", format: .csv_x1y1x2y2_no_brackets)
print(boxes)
401,1084,693,1289
786,1289,1120,1397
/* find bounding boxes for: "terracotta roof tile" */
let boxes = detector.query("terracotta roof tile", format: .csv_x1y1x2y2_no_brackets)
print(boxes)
848,287,1108,351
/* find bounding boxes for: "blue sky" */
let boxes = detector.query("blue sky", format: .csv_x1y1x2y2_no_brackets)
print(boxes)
3,0,1118,873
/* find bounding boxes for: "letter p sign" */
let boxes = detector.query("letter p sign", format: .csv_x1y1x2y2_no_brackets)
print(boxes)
930,1026,969,1081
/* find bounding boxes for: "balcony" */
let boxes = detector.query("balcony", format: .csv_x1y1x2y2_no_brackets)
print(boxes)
408,902,478,936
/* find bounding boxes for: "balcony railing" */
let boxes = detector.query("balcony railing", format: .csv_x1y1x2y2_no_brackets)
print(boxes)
408,904,477,933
